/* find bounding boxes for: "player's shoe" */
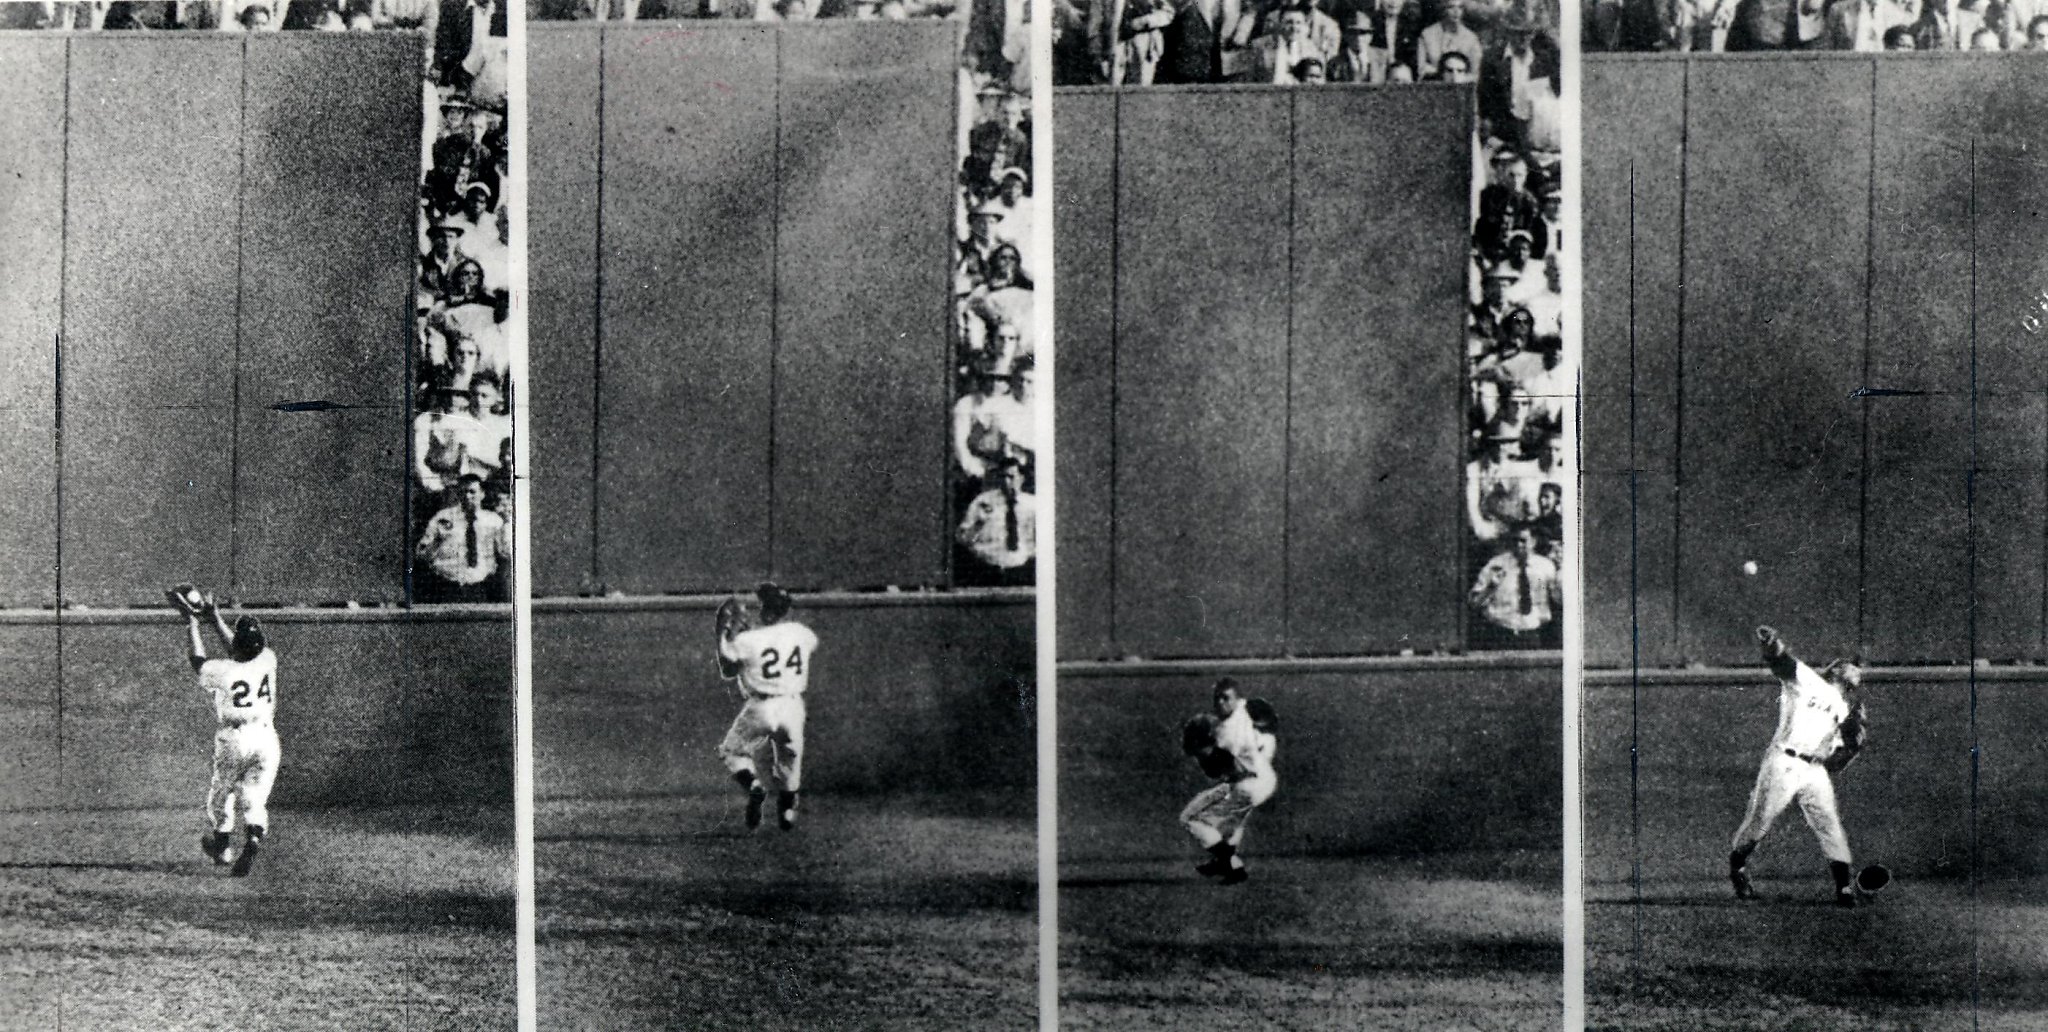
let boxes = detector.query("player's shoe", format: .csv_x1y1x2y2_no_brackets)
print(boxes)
1194,858,1232,878
778,807,797,831
1730,868,1755,900
201,831,232,865
229,838,260,878
745,784,767,830
1833,889,1857,909
1220,865,1249,886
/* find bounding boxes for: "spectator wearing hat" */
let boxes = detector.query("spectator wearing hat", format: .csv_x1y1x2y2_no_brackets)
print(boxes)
419,218,468,310
1327,7,1387,80
1470,261,1519,349
1416,0,1481,78
964,92,1031,196
962,199,1007,276
988,167,1041,277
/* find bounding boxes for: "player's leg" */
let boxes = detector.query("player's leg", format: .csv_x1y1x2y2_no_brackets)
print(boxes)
230,730,281,878
769,700,804,831
1793,768,1856,906
1728,757,1796,898
1210,786,1257,883
202,735,237,864
716,703,771,828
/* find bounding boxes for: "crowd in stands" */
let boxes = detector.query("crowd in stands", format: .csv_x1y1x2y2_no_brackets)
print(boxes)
1466,139,1565,648
1050,0,1561,95
11,1,515,604
1588,0,2048,49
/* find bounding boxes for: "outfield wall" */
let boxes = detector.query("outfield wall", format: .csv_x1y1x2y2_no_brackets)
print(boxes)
1053,85,1474,662
0,608,513,813
1583,53,2048,668
0,33,422,609
527,22,963,598
532,593,1034,808
1060,658,1561,875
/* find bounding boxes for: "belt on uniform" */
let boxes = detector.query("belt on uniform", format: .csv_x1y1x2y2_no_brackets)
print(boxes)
219,717,271,730
1783,748,1826,765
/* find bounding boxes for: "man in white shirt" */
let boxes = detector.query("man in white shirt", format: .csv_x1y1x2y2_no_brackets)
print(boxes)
1418,0,1483,78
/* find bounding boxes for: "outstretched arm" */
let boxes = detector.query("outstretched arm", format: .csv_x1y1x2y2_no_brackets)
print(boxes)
1755,625,1799,680
185,613,210,672
201,594,234,651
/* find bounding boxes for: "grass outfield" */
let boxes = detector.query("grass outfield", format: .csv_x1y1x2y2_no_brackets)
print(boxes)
1586,874,2048,1032
535,793,1037,1031
0,805,514,1032
1057,845,1561,1032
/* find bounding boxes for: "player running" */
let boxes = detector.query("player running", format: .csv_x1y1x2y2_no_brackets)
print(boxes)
169,585,280,878
715,583,817,832
1178,679,1279,885
1729,625,1868,907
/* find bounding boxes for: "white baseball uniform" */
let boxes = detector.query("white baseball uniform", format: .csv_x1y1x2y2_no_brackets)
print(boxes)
1731,653,1854,864
1181,703,1278,850
198,649,281,835
716,621,818,792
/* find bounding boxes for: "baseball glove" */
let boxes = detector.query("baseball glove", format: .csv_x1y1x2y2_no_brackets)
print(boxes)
715,596,750,641
1246,697,1279,733
165,583,202,618
1198,748,1243,780
1180,714,1219,756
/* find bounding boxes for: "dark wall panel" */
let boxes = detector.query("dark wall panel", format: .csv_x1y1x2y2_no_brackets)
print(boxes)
772,25,958,588
237,34,417,603
1976,474,2046,661
1580,57,1683,478
1584,473,1676,666
528,27,604,597
1287,88,1467,654
1112,90,1291,657
598,26,777,593
59,37,244,604
1979,683,2048,1015
534,599,1033,803
1059,665,1560,870
1675,59,1872,664
0,37,65,608
1052,90,1117,661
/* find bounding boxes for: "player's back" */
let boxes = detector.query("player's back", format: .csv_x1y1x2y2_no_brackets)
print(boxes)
726,621,818,698
199,649,279,726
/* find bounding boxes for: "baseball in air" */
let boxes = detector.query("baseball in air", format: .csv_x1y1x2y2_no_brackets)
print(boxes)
1742,560,1759,576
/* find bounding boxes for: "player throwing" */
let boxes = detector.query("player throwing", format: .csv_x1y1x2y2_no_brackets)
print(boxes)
1729,625,1868,907
715,583,817,832
169,585,280,878
1178,679,1279,885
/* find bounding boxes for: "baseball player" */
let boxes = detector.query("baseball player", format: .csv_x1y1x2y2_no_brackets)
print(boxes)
1179,679,1279,885
715,583,817,832
169,586,280,878
1729,625,1868,907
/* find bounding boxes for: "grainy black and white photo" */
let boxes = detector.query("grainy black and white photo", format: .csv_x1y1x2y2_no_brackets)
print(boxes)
0,4,516,1029
522,6,1040,1029
1047,0,1571,1019
1581,48,2048,1031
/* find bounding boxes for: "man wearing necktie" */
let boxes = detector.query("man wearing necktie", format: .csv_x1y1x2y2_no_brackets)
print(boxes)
414,474,508,603
1468,529,1560,648
1249,4,1320,82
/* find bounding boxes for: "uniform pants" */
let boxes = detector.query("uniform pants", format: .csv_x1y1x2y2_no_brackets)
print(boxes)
1731,751,1851,864
1180,775,1275,850
208,723,281,834
717,695,805,792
